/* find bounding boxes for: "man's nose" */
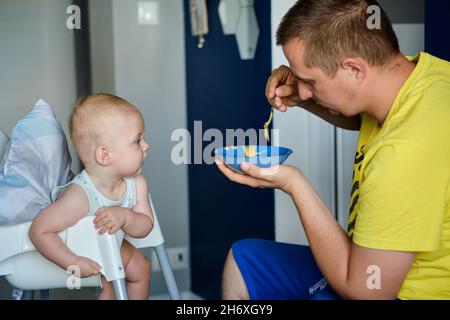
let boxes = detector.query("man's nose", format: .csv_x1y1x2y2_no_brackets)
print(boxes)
298,83,313,101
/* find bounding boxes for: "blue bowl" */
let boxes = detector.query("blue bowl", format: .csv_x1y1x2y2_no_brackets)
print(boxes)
214,145,293,173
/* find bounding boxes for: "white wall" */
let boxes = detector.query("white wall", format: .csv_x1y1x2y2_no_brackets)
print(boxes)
393,23,425,56
89,0,116,94
0,0,80,299
0,0,80,173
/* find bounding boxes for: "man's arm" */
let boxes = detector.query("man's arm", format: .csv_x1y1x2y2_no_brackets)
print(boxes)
301,99,362,131
290,176,416,300
215,161,416,300
266,65,361,131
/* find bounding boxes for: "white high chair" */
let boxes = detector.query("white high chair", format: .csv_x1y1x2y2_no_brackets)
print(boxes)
0,129,181,300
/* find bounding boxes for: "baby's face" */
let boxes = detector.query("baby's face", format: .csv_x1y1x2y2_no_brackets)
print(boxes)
110,112,149,177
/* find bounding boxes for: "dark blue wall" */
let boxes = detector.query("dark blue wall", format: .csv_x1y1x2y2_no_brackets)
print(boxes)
425,0,450,61
183,0,273,299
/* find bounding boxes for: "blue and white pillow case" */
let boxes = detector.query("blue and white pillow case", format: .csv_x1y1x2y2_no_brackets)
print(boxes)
0,100,74,225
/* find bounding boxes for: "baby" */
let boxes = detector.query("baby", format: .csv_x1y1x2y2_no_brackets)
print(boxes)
29,94,153,300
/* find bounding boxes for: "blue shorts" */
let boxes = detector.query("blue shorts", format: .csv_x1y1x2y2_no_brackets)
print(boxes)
231,239,342,300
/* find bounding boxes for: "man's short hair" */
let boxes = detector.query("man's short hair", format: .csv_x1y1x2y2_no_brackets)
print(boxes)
276,0,400,76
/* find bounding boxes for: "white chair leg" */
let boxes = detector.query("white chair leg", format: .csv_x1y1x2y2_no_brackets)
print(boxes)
112,278,128,300
155,244,181,300
94,227,128,300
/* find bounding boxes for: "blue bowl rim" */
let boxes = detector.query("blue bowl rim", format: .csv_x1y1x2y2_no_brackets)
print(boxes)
214,145,294,156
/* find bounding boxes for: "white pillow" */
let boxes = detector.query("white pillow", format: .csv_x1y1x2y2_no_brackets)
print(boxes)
0,99,74,225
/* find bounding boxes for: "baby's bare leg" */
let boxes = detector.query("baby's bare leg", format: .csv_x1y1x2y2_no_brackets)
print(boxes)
98,276,115,300
97,240,150,300
121,240,151,300
98,244,132,300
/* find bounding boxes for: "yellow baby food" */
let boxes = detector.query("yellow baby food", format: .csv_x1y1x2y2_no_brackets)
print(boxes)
264,109,273,142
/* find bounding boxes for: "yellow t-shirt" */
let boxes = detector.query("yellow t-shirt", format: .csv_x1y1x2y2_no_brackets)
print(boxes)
346,52,450,300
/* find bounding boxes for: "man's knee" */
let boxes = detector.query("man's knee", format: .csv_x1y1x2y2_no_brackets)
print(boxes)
222,241,253,300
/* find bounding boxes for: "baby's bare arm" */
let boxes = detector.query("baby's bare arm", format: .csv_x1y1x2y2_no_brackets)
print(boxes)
29,184,92,271
123,175,154,238
92,176,154,238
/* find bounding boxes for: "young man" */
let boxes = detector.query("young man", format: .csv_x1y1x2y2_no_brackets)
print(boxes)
216,0,450,300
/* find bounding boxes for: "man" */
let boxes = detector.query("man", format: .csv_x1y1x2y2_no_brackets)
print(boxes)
215,0,450,300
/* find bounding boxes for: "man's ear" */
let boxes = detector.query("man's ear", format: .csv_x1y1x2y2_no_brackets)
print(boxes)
95,145,111,166
341,58,366,80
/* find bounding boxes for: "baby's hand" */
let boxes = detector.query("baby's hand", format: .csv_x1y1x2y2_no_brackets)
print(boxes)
93,206,130,235
72,256,102,278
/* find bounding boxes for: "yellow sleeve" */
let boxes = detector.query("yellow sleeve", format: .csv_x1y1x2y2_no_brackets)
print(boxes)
353,143,447,252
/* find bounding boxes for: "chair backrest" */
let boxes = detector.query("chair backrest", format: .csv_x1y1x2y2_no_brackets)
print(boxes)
0,129,9,159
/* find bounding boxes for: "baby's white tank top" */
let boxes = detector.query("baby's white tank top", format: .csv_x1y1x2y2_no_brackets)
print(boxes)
51,170,137,216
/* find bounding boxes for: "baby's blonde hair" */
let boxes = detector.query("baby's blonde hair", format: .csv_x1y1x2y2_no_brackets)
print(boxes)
69,94,142,165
